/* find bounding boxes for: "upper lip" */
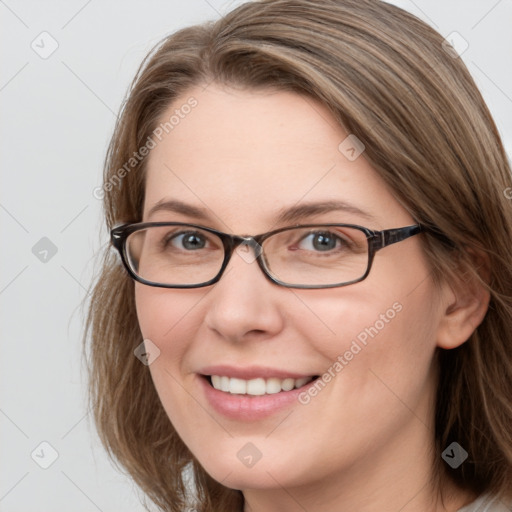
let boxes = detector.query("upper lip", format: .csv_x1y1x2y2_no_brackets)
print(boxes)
199,365,316,380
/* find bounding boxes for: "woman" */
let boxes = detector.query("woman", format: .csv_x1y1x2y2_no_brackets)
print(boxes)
84,1,512,510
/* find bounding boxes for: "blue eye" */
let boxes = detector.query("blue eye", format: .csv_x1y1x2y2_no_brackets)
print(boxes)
168,231,207,250
298,232,342,252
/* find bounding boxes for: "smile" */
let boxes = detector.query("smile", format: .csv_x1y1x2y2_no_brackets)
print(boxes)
198,366,321,419
208,375,316,395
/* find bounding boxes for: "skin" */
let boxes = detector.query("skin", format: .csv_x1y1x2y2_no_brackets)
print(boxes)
135,83,489,511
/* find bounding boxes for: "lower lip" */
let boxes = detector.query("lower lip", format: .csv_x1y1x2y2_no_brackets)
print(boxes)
199,376,315,421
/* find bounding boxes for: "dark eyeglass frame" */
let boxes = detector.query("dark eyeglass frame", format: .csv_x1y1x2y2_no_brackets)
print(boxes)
110,222,424,289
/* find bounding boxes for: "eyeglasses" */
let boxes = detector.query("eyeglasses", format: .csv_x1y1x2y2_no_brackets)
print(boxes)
110,222,423,289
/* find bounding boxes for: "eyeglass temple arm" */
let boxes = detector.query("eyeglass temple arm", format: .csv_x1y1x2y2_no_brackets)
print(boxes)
379,225,423,249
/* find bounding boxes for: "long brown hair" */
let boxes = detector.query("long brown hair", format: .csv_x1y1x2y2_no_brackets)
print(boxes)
84,1,512,510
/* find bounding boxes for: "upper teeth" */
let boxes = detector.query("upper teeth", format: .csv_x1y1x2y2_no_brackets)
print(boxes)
210,375,314,395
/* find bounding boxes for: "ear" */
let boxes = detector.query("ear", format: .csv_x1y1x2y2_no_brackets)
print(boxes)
436,250,491,350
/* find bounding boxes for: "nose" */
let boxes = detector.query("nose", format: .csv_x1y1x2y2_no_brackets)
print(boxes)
203,242,284,343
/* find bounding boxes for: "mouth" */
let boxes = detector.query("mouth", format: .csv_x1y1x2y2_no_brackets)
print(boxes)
198,366,322,419
201,374,319,396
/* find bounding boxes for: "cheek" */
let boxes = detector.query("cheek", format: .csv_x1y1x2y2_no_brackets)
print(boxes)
134,285,203,423
134,285,210,438
287,284,423,367
281,283,440,470
291,261,441,421
135,284,202,356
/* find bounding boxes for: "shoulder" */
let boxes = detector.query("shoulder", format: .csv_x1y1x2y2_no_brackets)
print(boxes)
457,493,512,512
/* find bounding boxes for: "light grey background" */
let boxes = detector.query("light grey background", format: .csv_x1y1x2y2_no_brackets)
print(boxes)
1,1,511,510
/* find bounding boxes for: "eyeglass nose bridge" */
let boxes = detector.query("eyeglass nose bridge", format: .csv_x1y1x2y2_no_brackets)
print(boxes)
230,235,264,264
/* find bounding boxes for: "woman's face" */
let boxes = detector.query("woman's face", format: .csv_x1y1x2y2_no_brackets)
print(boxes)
136,84,445,495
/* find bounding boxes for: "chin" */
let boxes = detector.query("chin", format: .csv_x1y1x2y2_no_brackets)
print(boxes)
203,461,297,491
188,437,317,492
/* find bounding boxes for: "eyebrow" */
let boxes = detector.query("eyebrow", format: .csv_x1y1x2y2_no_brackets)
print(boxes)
276,200,376,224
146,199,376,224
147,199,211,221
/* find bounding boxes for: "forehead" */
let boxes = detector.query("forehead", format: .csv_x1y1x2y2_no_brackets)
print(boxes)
142,84,407,231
